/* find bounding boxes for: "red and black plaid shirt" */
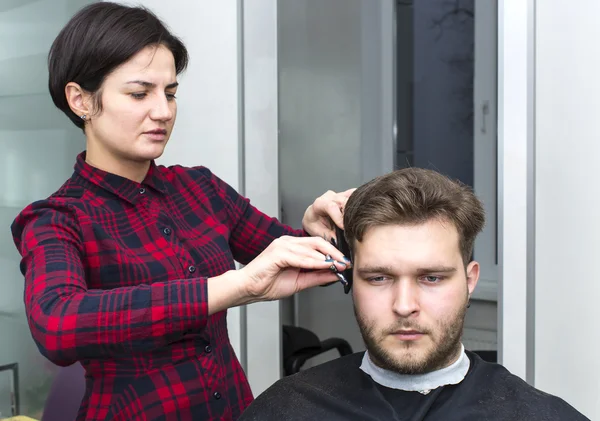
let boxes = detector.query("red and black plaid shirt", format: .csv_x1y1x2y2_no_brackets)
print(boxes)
11,152,304,421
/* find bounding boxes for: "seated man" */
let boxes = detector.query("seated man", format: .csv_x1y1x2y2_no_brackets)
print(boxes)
239,168,589,421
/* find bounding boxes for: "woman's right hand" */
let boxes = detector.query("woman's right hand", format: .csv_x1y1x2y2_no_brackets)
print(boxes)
239,235,350,302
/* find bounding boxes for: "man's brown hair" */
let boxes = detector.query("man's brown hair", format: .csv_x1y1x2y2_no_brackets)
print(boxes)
343,168,485,264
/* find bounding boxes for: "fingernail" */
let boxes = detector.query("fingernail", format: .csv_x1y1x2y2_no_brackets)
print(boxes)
343,257,351,263
325,258,334,263
337,261,351,270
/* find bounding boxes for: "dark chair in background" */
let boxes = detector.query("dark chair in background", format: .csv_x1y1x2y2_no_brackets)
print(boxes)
282,325,353,376
471,350,498,363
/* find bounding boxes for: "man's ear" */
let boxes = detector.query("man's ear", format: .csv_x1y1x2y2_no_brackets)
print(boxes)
65,82,93,119
465,260,480,299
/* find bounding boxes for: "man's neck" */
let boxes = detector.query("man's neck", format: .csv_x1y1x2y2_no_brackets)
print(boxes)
359,344,470,394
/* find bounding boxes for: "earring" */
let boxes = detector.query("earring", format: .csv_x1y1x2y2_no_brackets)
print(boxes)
467,301,471,309
80,115,87,120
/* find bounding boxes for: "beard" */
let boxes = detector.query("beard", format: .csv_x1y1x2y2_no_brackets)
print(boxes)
354,298,467,375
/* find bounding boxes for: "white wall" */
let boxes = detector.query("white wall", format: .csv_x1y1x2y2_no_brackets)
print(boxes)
111,0,282,395
497,0,533,382
500,0,598,417
534,1,600,418
240,0,281,395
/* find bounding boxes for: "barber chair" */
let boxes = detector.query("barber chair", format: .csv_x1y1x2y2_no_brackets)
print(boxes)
471,350,497,363
282,325,353,376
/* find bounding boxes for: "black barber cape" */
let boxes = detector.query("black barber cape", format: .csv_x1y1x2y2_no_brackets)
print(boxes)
239,351,589,421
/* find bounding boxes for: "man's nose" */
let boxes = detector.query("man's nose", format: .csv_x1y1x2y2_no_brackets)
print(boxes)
392,279,420,317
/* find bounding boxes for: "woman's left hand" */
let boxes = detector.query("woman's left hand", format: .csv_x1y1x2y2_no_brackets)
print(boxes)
302,188,356,241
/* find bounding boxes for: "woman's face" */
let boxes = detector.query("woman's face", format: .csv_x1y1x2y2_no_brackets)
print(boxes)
74,44,178,177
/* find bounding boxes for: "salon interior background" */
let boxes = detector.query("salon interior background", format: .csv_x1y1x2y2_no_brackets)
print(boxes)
0,0,598,419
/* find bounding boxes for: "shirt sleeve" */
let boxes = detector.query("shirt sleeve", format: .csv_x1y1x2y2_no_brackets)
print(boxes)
199,168,308,265
11,202,209,367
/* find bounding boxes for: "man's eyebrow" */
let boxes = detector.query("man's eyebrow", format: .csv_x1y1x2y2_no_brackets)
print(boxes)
356,265,457,276
415,266,457,273
356,266,395,276
126,80,179,89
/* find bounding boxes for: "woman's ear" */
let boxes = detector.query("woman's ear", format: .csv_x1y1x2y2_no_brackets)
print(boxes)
65,82,92,120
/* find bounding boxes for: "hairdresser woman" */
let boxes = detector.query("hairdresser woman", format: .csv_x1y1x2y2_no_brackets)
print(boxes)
10,3,352,421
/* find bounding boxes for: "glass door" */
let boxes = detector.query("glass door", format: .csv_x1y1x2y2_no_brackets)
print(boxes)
393,0,499,353
277,0,396,367
0,0,94,417
395,0,499,302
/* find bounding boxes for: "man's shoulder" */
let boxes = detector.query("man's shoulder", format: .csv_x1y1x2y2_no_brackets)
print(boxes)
290,352,364,385
239,353,365,421
466,352,589,420
270,352,364,398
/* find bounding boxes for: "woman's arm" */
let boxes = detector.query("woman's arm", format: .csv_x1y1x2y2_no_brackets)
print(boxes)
197,168,353,265
196,168,306,265
12,203,244,367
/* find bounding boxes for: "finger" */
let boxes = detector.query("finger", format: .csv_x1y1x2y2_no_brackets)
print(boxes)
287,248,348,272
293,236,350,266
313,189,338,210
322,228,336,245
277,251,339,272
275,239,349,272
297,270,343,291
330,195,348,211
313,189,353,213
286,242,330,262
333,196,349,228
340,188,356,198
337,194,349,207
320,189,337,199
325,200,344,229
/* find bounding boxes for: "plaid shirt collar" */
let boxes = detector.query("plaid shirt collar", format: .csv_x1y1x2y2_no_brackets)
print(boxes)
73,151,173,204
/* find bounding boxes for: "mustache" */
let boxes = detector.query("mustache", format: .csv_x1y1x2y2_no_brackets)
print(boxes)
384,322,431,335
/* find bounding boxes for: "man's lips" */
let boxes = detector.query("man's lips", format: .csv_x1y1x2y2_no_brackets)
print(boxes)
390,328,426,341
144,129,167,135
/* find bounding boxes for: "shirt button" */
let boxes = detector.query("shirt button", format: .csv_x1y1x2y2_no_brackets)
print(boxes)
188,265,196,273
213,392,221,400
163,227,172,235
205,345,212,353
139,187,146,194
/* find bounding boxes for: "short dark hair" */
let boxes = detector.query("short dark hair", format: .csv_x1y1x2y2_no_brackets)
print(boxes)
343,168,486,264
48,2,189,130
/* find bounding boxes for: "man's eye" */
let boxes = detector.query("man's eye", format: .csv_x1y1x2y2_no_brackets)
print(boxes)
368,276,388,283
131,93,147,99
423,276,442,283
